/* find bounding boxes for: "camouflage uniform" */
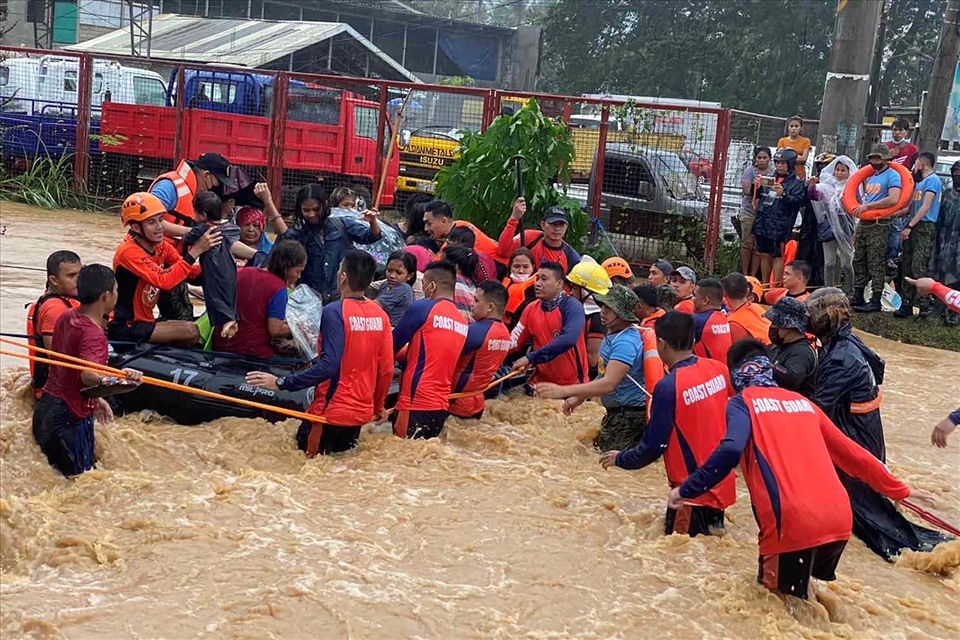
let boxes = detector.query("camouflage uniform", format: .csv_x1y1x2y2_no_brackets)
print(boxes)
900,221,936,311
597,407,647,452
853,221,889,291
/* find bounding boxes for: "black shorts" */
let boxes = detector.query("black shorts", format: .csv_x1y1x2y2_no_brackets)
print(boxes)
754,236,783,258
664,504,725,537
758,539,847,599
32,394,96,476
296,422,361,456
107,319,155,344
391,409,448,439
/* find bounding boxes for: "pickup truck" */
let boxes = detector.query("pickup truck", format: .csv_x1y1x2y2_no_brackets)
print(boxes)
99,69,397,207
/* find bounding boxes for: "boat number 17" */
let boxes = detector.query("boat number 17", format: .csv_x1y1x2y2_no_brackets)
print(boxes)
170,368,199,386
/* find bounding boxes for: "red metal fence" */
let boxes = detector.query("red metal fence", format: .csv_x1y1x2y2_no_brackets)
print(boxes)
2,46,741,270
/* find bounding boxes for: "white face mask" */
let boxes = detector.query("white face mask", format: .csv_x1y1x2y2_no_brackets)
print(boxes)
511,273,533,283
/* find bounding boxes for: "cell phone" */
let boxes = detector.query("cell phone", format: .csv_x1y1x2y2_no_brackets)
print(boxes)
759,175,777,188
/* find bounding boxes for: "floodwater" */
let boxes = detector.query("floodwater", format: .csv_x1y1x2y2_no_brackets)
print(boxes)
1,202,959,639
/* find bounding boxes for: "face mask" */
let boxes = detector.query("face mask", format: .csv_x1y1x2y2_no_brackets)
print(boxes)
869,162,884,172
768,326,784,346
511,273,532,283
952,175,960,191
912,171,924,183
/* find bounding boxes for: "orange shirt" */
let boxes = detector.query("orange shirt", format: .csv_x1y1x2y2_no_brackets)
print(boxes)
777,136,811,180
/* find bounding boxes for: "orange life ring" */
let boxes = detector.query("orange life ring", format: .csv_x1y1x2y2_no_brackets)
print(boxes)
841,162,914,221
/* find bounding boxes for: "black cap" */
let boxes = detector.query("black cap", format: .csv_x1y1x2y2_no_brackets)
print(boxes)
194,152,237,189
543,206,569,224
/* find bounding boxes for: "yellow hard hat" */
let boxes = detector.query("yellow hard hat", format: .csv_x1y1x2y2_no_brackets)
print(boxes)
566,256,611,295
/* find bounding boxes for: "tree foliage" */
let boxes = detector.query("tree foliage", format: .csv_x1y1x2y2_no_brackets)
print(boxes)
540,0,946,117
435,99,587,251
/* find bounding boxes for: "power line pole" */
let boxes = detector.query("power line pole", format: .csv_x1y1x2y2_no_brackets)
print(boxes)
816,0,884,161
918,0,960,152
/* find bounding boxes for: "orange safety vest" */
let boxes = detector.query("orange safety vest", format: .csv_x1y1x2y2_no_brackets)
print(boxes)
638,326,665,421
150,159,198,228
25,293,78,397
502,276,536,325
726,302,771,345
762,288,810,305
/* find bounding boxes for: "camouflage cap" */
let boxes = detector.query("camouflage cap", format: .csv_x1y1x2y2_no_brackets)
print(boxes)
867,143,891,160
763,296,810,332
595,284,640,323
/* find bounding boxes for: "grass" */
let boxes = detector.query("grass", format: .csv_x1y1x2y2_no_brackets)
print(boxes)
851,311,960,353
0,154,87,210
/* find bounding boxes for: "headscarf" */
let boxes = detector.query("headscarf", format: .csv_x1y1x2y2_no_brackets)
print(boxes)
731,354,777,392
236,206,266,231
806,287,851,339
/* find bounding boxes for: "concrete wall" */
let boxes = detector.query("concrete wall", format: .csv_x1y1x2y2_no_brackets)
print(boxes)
1,0,36,47
502,26,541,92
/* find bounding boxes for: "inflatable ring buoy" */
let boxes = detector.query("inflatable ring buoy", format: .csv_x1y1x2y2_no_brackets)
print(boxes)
842,162,914,221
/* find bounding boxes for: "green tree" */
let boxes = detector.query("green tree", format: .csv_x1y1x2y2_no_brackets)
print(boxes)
435,99,587,251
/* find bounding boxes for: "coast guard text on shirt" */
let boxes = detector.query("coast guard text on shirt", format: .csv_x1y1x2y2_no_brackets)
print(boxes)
750,396,817,416
433,314,469,336
349,315,385,331
681,373,727,406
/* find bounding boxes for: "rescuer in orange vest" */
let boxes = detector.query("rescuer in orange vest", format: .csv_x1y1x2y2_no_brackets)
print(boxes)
147,153,237,321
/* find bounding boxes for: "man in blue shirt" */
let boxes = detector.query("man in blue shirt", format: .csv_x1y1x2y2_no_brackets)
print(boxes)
536,285,662,452
895,152,943,318
853,144,903,313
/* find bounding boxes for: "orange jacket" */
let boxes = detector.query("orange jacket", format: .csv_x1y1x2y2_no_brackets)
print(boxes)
727,302,772,345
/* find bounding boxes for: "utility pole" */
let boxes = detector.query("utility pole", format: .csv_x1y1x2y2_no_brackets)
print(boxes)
867,0,890,123
816,0,883,161
918,0,960,152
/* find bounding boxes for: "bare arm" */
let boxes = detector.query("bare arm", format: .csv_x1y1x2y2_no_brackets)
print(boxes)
267,317,291,339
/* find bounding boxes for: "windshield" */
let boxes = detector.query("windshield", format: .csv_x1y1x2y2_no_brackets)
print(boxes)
651,151,702,200
402,91,482,139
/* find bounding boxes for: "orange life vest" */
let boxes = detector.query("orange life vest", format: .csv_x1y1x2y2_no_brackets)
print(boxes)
150,159,198,229
639,326,665,421
762,288,810,305
502,276,536,325
25,293,78,397
726,302,772,345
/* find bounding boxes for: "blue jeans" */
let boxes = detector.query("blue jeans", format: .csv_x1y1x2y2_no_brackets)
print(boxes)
886,217,908,262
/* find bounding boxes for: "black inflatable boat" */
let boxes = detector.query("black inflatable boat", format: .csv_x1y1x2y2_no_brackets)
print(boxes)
108,344,313,426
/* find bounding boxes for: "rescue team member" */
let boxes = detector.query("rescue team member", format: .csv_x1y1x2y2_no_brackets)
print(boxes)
33,265,143,476
765,297,817,398
633,284,665,329
745,276,764,304
510,262,588,388
498,198,581,273
721,272,771,345
246,252,392,456
601,311,735,537
422,200,506,269
392,262,469,439
670,340,929,599
914,276,960,447
764,260,811,304
149,152,238,322
602,257,634,286
27,251,82,395
566,256,611,378
852,144,902,314
448,281,512,420
502,247,536,329
109,193,220,346
648,259,673,287
669,266,698,313
537,286,662,452
691,278,733,364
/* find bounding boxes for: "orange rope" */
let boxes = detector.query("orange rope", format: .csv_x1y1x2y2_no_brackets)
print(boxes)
0,345,327,425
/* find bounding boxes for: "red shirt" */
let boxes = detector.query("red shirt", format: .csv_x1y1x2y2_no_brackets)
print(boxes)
740,387,908,554
393,299,469,411
511,295,588,386
693,310,733,364
674,297,695,314
886,140,919,167
449,318,512,418
278,298,393,426
932,282,960,314
497,218,581,273
42,310,109,419
214,268,286,359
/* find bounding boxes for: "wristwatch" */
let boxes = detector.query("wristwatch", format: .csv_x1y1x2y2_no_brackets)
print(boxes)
275,376,286,389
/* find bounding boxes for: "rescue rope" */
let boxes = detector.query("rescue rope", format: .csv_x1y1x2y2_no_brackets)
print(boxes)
900,499,960,538
0,339,328,425
0,263,47,273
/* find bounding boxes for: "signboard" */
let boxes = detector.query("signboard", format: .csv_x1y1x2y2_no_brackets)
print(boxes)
943,62,960,144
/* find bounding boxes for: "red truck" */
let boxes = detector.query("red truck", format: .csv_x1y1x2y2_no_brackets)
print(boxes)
100,69,397,207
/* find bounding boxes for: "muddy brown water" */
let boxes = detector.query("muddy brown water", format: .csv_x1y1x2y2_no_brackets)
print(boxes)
1,202,958,639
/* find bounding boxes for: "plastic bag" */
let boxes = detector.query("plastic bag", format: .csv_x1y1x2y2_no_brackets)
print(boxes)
328,207,406,269
285,284,323,360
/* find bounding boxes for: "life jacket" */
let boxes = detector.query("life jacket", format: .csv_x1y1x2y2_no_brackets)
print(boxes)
150,160,198,234
25,292,76,396
726,302,772,345
768,241,799,286
639,326,664,421
763,288,810,305
640,307,666,329
502,276,536,326
674,297,695,314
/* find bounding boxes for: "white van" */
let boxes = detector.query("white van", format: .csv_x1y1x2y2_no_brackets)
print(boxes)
0,55,166,116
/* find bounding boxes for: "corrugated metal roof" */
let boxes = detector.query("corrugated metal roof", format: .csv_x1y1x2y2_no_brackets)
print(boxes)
65,14,419,82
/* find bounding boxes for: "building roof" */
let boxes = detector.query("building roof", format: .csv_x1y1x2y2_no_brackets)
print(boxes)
65,14,420,83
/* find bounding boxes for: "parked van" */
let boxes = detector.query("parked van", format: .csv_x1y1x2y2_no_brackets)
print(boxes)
588,142,709,262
